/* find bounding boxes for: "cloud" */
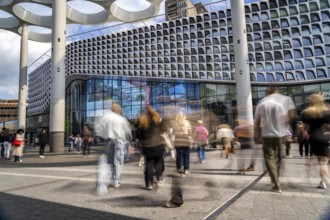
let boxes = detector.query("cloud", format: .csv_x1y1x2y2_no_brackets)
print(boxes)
0,30,50,99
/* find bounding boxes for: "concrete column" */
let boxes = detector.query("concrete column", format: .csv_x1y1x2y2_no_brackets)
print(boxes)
49,0,66,153
18,23,29,130
230,0,254,125
230,0,254,148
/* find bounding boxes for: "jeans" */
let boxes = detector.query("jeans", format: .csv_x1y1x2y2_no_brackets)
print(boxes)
197,145,206,162
3,141,11,159
262,137,283,188
106,139,125,185
176,147,190,170
124,141,130,161
68,141,73,152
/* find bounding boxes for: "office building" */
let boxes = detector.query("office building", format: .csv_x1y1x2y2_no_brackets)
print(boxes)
27,0,330,136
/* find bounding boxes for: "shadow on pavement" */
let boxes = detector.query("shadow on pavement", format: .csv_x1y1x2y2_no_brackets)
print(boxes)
0,192,145,220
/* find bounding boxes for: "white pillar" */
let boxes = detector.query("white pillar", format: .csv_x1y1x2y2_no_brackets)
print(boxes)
49,0,66,153
230,0,254,125
18,23,29,130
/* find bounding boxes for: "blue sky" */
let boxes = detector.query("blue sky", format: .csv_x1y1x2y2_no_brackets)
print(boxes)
0,0,260,99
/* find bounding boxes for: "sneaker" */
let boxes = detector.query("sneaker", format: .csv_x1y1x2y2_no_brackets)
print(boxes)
272,186,282,193
146,186,153,190
113,183,120,188
157,177,165,184
177,169,184,173
184,170,190,174
245,166,255,172
165,201,184,208
202,160,206,164
41,155,44,158
317,181,327,189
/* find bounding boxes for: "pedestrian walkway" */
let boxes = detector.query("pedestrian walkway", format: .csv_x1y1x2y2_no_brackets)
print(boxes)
0,144,329,220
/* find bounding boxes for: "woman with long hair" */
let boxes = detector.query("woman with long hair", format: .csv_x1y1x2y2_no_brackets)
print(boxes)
302,93,330,189
138,105,167,190
173,112,192,173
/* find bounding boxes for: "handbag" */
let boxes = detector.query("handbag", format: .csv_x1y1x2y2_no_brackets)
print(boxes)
12,138,21,147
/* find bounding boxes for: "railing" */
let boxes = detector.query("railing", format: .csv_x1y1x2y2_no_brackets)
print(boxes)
27,0,230,74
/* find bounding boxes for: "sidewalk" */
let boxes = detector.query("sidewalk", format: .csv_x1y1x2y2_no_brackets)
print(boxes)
0,144,329,220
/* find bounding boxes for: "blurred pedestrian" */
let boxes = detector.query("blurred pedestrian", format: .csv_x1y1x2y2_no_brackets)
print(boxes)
38,128,47,158
296,121,310,157
2,128,12,160
67,134,74,152
195,120,208,164
82,124,92,157
74,134,82,154
12,129,25,163
216,124,234,159
137,105,167,190
254,88,288,193
0,128,4,159
173,112,192,174
95,102,132,191
302,93,330,189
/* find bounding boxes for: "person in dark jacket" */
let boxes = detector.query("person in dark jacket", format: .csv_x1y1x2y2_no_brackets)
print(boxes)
39,128,47,158
137,105,167,190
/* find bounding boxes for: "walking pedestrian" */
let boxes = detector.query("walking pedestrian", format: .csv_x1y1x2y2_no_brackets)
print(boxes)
216,124,234,159
74,134,82,154
296,121,310,157
137,105,167,190
2,128,12,160
254,88,289,193
195,120,208,164
38,128,47,158
173,112,192,174
95,103,132,192
82,124,92,157
301,93,330,189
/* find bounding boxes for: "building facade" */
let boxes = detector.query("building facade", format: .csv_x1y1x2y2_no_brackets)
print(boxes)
27,0,330,136
165,0,207,20
0,99,18,131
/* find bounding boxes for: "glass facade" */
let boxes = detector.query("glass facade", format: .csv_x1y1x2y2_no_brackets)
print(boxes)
61,78,330,136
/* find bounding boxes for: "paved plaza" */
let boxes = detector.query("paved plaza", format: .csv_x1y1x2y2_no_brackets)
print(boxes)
0,144,329,220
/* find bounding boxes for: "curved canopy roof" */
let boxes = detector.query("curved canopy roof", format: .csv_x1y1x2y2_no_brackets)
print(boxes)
0,0,163,42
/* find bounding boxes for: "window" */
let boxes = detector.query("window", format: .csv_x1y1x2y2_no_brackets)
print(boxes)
315,46,324,56
264,42,272,50
256,63,265,71
296,71,305,80
266,62,274,71
286,72,295,81
316,58,326,67
265,52,273,61
295,60,304,69
306,70,316,80
304,48,314,57
312,24,322,34
313,35,323,45
292,39,302,48
300,15,310,24
257,73,266,81
267,73,275,82
294,49,303,58
276,72,285,81
274,51,283,60
290,17,299,26
291,27,300,37
263,32,271,40
305,59,314,68
280,8,288,17
303,37,312,46
255,43,263,51
284,50,293,59
253,23,261,31
285,61,294,70
289,6,298,15
261,12,269,20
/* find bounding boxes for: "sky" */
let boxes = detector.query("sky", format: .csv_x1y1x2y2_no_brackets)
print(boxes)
0,0,259,100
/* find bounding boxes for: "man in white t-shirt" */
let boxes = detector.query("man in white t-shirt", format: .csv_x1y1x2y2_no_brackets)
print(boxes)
255,88,289,193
